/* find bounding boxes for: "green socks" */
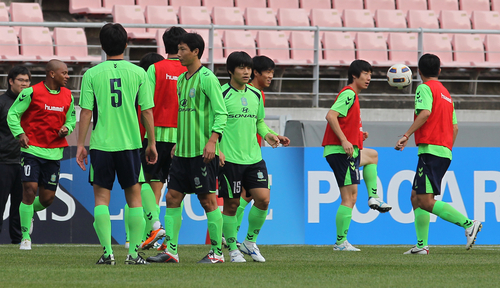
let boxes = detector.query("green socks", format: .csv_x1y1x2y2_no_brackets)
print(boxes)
246,206,267,243
336,205,352,245
165,207,182,255
33,197,47,212
206,209,223,256
236,198,250,232
414,208,430,248
432,201,473,228
363,164,378,198
19,202,34,241
141,183,159,230
222,214,238,251
124,204,130,242
93,205,113,257
127,207,146,258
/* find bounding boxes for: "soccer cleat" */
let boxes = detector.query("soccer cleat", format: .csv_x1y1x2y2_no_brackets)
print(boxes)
197,250,224,264
157,242,167,251
368,197,392,213
139,228,166,250
19,239,31,250
465,220,482,250
146,251,179,263
333,240,360,251
125,253,150,265
96,254,116,265
240,240,266,262
403,246,429,255
229,249,246,263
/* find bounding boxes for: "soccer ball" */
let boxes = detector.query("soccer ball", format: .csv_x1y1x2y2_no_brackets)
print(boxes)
387,64,412,89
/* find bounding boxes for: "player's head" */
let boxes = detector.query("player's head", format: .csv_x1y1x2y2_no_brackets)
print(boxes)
46,59,69,88
7,65,31,95
163,26,187,55
251,55,275,89
348,60,372,85
99,23,128,56
178,33,205,67
138,52,165,71
226,51,253,86
418,53,441,78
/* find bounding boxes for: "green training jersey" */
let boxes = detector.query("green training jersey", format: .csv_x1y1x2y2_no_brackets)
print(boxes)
175,66,227,158
79,60,154,152
220,83,268,165
415,84,457,160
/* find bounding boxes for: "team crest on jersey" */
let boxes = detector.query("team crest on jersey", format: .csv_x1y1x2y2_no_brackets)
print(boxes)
241,97,248,106
257,171,264,179
50,173,56,182
189,88,196,98
194,177,200,186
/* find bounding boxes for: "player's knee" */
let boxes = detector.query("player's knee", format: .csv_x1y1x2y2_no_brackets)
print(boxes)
254,198,270,210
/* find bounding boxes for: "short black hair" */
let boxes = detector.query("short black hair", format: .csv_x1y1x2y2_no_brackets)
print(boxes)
418,53,441,78
163,26,187,55
251,55,275,79
347,60,373,84
7,65,31,90
226,51,253,76
179,33,205,59
99,23,127,57
138,52,165,71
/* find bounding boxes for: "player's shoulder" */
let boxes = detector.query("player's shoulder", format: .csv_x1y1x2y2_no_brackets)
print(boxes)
221,83,232,97
199,66,217,80
246,84,262,98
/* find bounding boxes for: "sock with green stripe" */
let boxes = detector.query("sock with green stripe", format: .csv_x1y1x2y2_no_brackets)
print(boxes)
19,202,34,241
414,208,430,248
236,198,250,232
222,214,238,251
93,205,113,257
363,164,378,198
336,205,352,245
206,209,223,256
33,196,47,212
165,207,182,255
245,205,267,243
128,207,146,258
141,183,159,230
432,200,473,228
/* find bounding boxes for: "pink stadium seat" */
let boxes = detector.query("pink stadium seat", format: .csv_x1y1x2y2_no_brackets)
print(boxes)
332,0,363,11
268,0,300,14
406,10,439,29
0,2,9,22
69,0,110,15
395,0,427,14
170,0,201,9
374,9,407,39
471,11,500,41
342,10,375,37
178,6,211,25
484,34,500,65
19,27,54,61
136,0,169,11
289,31,315,64
428,0,458,14
112,5,154,39
459,0,490,17
387,33,418,66
277,8,310,38
423,33,459,67
53,27,101,62
309,9,342,27
144,6,178,35
244,8,277,37
0,27,31,61
234,0,267,10
202,0,234,9
10,3,44,35
493,0,500,12
321,32,355,66
451,34,488,67
192,29,224,64
354,32,392,66
212,7,244,38
439,10,471,33
222,30,256,57
103,0,135,11
300,0,331,10
256,31,299,64
364,0,396,16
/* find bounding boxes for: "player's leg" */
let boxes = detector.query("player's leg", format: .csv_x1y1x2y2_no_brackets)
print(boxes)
360,148,391,212
404,189,430,255
240,187,269,262
236,188,252,232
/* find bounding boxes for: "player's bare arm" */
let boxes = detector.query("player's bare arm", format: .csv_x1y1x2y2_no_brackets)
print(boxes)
141,108,157,165
277,135,290,146
203,132,219,163
326,109,353,157
395,109,430,151
265,133,280,148
76,108,92,171
18,133,29,149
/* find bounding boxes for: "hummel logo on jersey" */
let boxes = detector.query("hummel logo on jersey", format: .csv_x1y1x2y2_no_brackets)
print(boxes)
418,167,423,177
350,161,355,171
114,63,117,68
165,74,178,80
345,96,352,105
18,94,27,101
441,93,452,103
201,167,207,177
45,104,64,112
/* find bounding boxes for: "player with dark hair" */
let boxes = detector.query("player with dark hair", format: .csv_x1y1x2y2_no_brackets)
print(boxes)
218,51,289,262
396,53,481,254
76,23,157,265
0,65,31,244
8,60,75,250
138,52,165,71
147,32,228,264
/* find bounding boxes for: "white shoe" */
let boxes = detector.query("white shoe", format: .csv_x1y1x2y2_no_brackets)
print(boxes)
240,240,266,262
403,245,429,255
465,220,482,250
333,240,360,251
368,197,392,213
20,239,31,250
229,249,246,263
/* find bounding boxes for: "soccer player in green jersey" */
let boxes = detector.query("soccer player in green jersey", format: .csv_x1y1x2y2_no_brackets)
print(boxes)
76,23,157,265
218,51,289,262
395,54,481,254
147,33,228,264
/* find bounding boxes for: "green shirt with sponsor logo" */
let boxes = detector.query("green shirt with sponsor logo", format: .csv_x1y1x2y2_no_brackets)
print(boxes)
175,66,227,158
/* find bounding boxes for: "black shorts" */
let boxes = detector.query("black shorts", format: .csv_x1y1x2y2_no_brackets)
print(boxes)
413,153,451,195
89,149,145,190
218,160,269,199
20,152,60,191
141,139,175,183
168,155,218,194
325,153,360,187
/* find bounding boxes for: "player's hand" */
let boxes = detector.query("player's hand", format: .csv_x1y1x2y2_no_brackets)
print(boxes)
362,131,369,141
203,140,216,163
171,144,176,159
341,139,354,157
265,133,280,148
76,145,88,171
19,133,29,149
145,144,158,165
219,151,225,167
395,136,408,151
277,135,290,147
58,126,69,138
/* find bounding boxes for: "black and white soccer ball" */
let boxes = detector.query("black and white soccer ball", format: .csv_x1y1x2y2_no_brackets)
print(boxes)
387,63,412,89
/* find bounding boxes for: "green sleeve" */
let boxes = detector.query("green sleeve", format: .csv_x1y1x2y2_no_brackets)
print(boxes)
147,64,156,97
137,70,154,111
7,87,33,138
203,74,227,135
415,84,432,115
331,89,355,117
79,71,94,110
64,95,77,134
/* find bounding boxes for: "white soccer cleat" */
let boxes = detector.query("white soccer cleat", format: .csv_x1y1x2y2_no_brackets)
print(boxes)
333,240,360,251
229,249,246,263
465,220,482,250
368,197,392,213
20,239,31,250
403,246,429,255
197,250,224,264
240,240,266,262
